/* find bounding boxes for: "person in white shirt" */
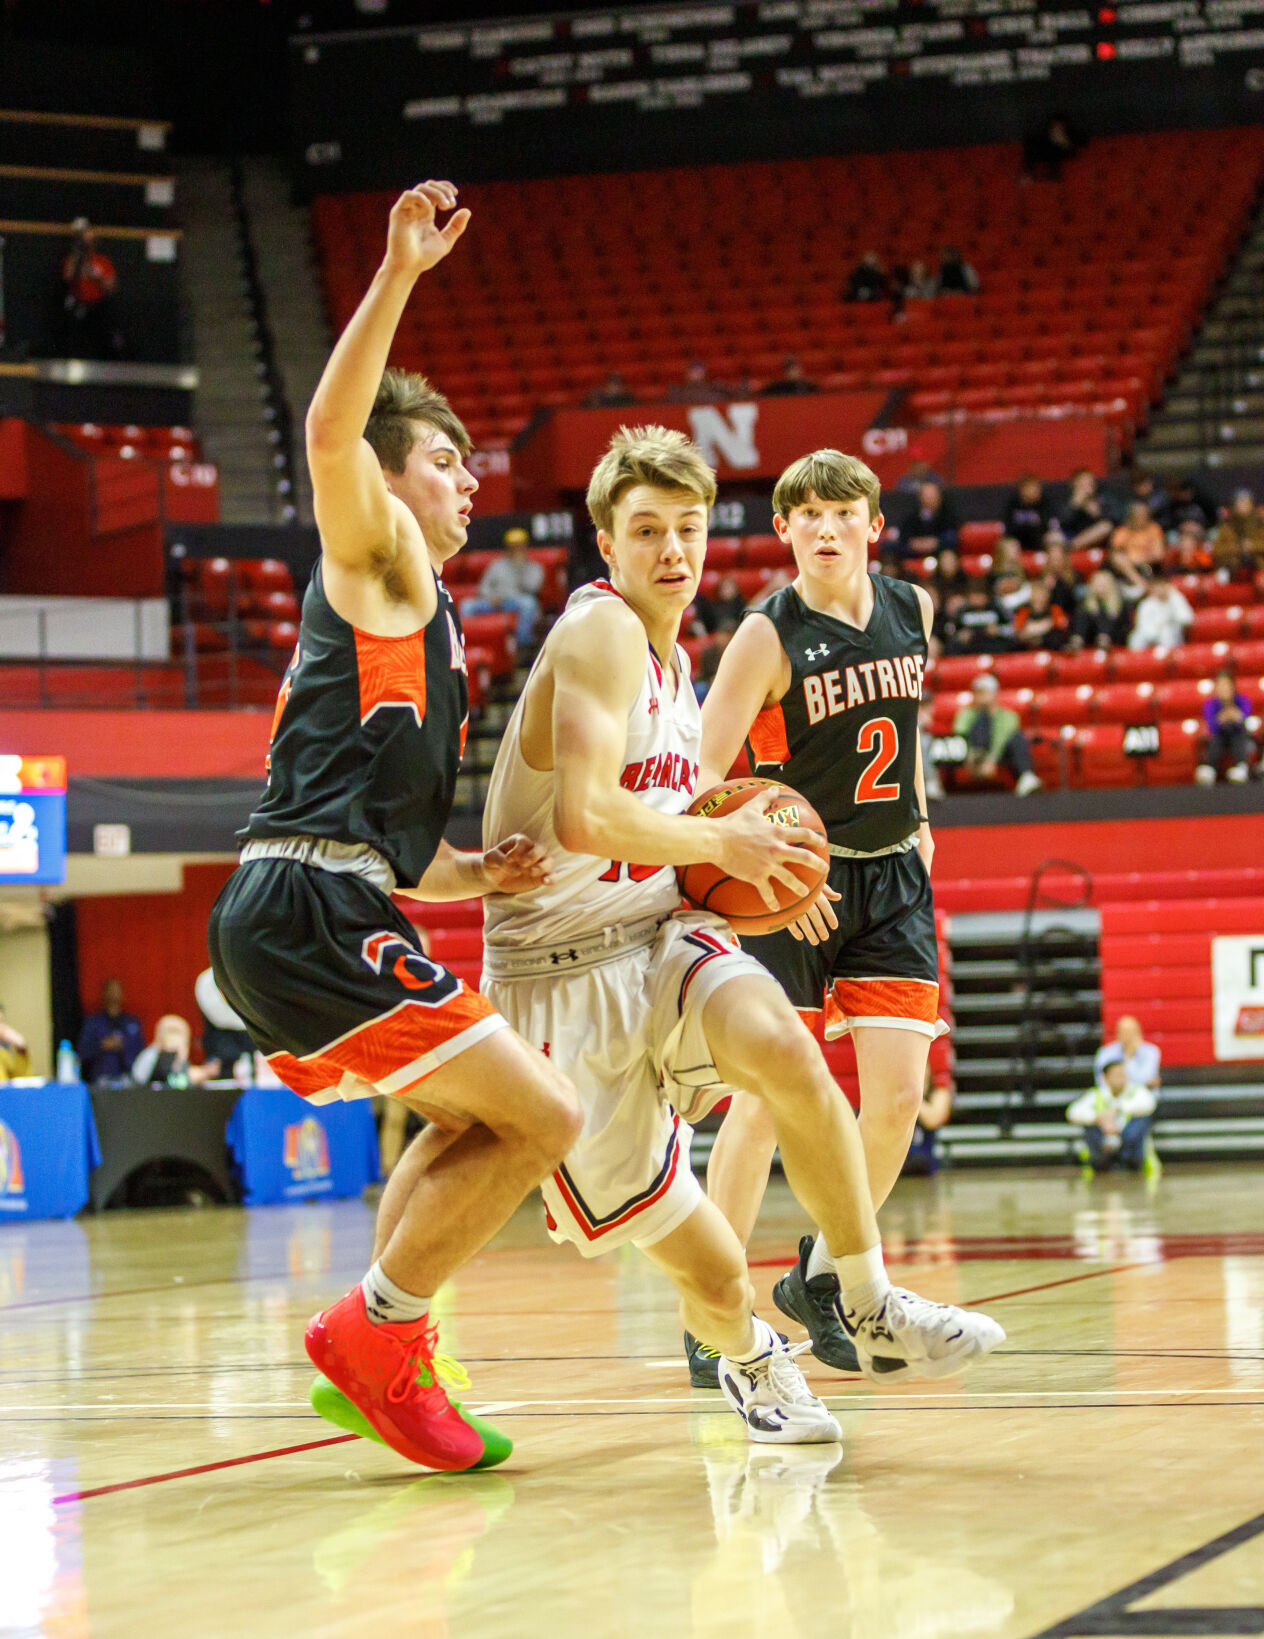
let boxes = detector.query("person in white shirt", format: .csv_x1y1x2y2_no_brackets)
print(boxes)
1127,571,1194,651
1094,1014,1161,1093
462,525,544,646
1067,1054,1157,1173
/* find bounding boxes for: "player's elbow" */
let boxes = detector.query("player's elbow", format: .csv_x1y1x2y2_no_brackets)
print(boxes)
305,405,350,462
553,789,599,855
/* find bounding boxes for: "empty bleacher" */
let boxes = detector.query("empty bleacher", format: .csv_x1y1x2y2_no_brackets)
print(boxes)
311,129,1264,452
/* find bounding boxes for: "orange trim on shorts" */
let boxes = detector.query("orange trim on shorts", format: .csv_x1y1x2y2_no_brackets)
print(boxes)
825,977,940,1032
267,987,500,1102
748,704,790,766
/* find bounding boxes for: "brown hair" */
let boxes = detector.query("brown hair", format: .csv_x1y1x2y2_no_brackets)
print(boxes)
585,424,717,535
772,449,881,523
363,367,471,472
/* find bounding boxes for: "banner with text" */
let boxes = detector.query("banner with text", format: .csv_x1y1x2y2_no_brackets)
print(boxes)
1213,935,1264,1062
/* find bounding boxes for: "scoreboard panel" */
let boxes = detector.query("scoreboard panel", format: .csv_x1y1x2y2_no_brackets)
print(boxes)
291,0,1264,191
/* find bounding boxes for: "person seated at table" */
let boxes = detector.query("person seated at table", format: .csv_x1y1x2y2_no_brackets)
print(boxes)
131,1015,213,1089
0,1004,30,1082
78,978,143,1083
194,966,257,1081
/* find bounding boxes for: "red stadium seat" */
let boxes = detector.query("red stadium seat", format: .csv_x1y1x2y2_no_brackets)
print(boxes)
1169,641,1234,678
1094,682,1160,726
1107,649,1172,684
991,652,1054,689
958,521,1005,551
460,612,517,677
739,538,792,570
1031,684,1094,726
1049,650,1110,686
1189,607,1246,643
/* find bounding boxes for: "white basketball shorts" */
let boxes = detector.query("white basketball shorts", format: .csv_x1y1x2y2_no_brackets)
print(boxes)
484,912,770,1258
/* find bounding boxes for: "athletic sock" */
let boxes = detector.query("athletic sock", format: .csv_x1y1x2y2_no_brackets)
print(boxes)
805,1231,836,1283
361,1261,431,1326
835,1245,891,1319
726,1316,779,1367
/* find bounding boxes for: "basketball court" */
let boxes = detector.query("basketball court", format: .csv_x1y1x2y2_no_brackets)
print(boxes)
4,1164,1263,1639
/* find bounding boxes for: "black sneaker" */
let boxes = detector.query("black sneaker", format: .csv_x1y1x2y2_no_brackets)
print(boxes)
772,1235,862,1373
685,1322,791,1389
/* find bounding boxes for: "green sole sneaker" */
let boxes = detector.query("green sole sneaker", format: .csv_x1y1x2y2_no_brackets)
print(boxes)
309,1375,513,1470
684,1330,724,1389
772,1235,864,1374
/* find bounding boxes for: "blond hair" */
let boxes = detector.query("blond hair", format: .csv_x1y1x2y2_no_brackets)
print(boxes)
586,425,717,535
772,449,881,523
364,367,471,472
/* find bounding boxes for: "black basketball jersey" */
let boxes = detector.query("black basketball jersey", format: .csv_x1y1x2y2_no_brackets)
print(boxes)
240,559,469,889
746,575,926,854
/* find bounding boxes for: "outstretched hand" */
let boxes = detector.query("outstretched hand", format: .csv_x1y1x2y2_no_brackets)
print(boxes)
384,181,471,278
483,834,555,895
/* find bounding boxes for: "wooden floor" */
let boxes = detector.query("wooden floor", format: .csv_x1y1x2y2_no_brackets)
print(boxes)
4,1165,1264,1639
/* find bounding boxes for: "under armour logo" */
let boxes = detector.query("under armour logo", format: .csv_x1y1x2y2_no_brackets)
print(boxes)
805,643,829,662
549,949,579,965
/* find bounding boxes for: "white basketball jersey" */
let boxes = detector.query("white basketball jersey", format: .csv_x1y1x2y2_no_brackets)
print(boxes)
482,581,701,951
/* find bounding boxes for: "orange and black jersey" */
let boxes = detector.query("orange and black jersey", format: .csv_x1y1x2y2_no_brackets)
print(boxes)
241,559,469,889
745,575,926,854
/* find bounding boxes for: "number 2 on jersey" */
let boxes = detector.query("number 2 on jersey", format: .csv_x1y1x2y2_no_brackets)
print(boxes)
855,717,900,803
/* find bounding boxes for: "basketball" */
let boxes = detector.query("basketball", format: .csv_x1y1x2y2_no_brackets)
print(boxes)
677,777,830,935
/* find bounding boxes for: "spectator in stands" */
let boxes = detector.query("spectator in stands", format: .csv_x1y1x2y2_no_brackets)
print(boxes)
1121,470,1171,532
692,633,731,704
1128,570,1194,651
932,545,970,603
1107,546,1151,610
937,246,980,295
1169,519,1214,573
1212,489,1264,576
78,978,143,1083
990,535,1026,581
903,480,960,555
1043,538,1080,620
946,577,1007,654
992,568,1030,622
1060,468,1115,551
900,259,939,301
1067,1053,1157,1176
953,672,1042,794
1165,475,1215,533
1197,668,1254,786
60,219,121,360
463,525,543,648
844,251,888,302
1022,115,1084,181
131,1015,213,1089
692,573,747,636
1095,1014,1161,1094
1073,567,1132,650
895,459,948,494
668,359,719,404
1013,577,1071,651
761,354,817,396
919,693,946,801
582,371,635,409
1111,502,1165,569
1004,474,1050,553
0,1004,30,1082
902,1062,954,1175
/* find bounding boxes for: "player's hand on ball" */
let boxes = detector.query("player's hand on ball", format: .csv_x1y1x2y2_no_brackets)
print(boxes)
384,182,470,277
483,833,554,894
787,884,840,945
714,788,828,912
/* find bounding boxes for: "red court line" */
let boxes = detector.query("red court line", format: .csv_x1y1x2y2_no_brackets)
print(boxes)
969,1262,1147,1305
53,1433,357,1505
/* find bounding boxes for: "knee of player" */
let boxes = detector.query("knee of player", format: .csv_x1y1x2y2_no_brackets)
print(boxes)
691,1264,752,1326
879,1073,926,1131
535,1066,582,1159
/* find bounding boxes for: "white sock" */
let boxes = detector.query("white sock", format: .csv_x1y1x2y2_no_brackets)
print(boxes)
805,1231,836,1282
726,1315,779,1366
361,1260,430,1326
835,1245,891,1318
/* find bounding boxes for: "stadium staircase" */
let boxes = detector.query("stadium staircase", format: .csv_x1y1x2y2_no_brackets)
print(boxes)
1138,186,1264,475
177,157,285,522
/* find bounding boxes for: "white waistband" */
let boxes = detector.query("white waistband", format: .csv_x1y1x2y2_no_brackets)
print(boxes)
483,912,666,980
239,836,397,896
828,835,917,860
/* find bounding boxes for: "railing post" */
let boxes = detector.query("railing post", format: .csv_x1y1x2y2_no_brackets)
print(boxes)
37,607,48,706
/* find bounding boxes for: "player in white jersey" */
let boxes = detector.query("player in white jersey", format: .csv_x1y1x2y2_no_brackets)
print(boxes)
481,427,1005,1445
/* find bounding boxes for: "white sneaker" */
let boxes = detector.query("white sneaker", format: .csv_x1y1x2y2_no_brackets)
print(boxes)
1015,771,1043,797
1228,762,1250,784
1195,764,1217,786
718,1340,842,1445
839,1287,1006,1383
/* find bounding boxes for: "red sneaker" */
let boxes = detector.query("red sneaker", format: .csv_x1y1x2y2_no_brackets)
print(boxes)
304,1289,486,1471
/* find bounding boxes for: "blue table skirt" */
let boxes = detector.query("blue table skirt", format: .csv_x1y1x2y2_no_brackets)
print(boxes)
0,1082,100,1220
226,1087,381,1206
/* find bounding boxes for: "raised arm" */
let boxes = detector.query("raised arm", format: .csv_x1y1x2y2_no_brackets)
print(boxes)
305,182,470,569
550,602,820,907
698,611,790,787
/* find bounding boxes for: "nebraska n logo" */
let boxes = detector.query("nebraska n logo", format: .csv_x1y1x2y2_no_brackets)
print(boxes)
361,931,444,993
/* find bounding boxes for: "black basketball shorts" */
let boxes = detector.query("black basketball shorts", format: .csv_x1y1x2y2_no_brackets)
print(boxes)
208,858,505,1102
740,847,943,1040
